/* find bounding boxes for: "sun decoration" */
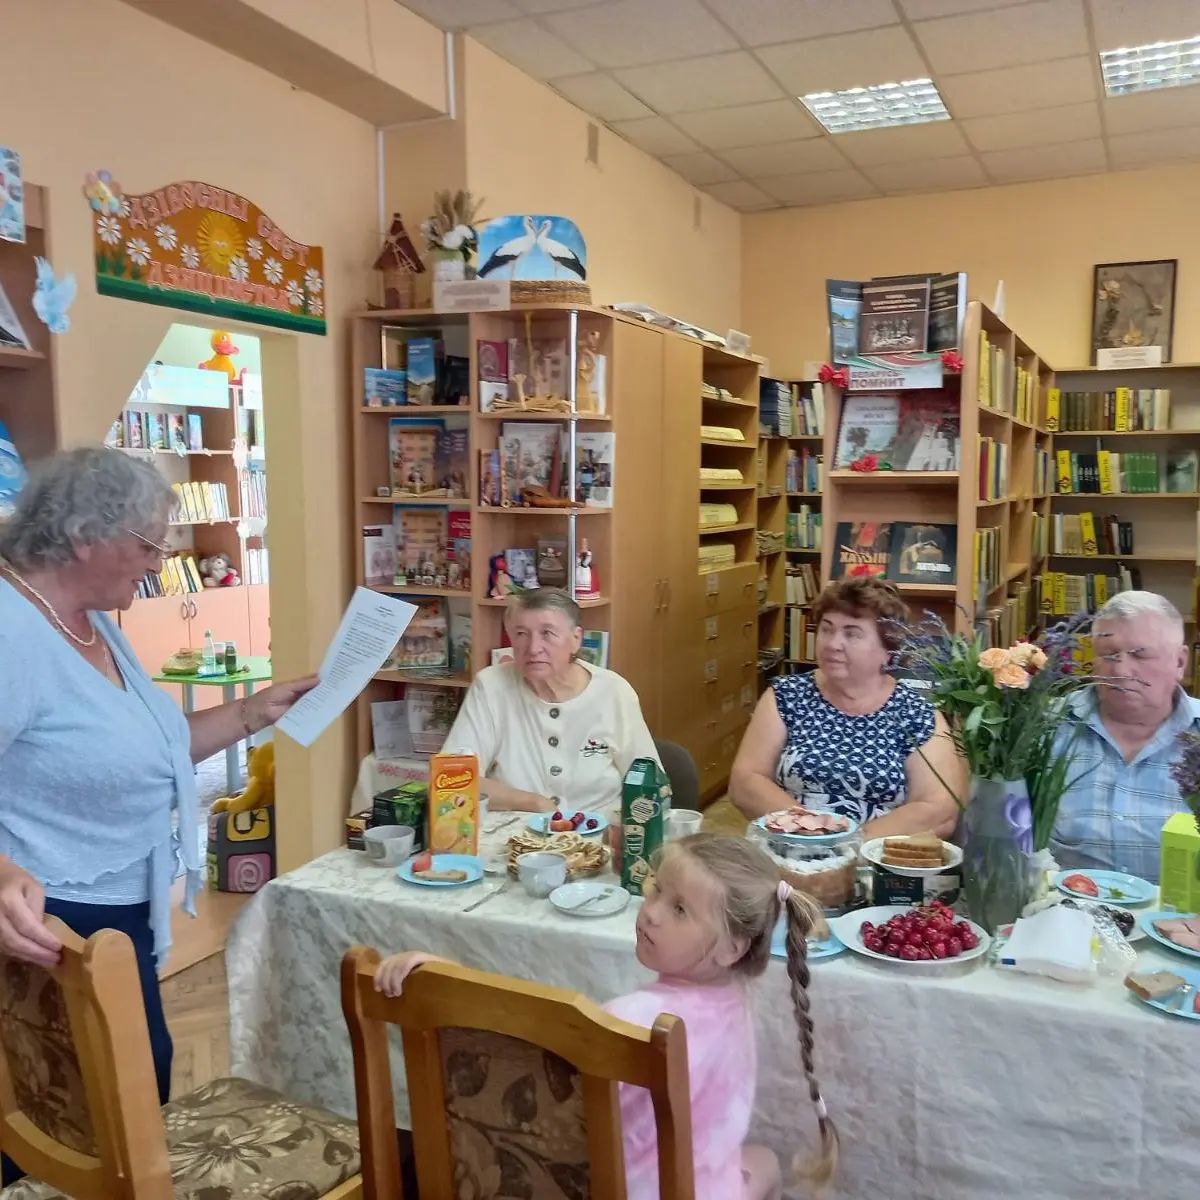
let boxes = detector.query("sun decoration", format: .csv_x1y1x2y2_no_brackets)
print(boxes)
196,211,245,276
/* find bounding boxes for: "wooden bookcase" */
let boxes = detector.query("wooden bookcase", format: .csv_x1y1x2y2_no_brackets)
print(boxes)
756,425,786,680
820,301,1051,641
349,304,762,800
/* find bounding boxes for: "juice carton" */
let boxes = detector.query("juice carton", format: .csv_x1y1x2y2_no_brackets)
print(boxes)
621,757,672,896
1160,811,1200,914
428,751,480,855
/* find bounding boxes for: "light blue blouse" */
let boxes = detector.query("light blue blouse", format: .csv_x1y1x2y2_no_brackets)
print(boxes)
0,579,201,967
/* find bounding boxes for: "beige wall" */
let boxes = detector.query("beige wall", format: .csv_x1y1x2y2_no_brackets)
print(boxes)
8,0,382,867
386,38,743,335
743,162,1200,377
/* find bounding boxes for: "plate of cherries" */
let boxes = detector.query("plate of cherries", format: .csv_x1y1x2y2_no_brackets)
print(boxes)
830,902,991,966
527,810,608,838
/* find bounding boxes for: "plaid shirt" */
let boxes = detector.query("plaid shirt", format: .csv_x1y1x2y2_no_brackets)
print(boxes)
1049,687,1200,883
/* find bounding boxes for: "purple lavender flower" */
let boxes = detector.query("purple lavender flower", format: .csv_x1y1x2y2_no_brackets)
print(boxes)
1170,730,1200,835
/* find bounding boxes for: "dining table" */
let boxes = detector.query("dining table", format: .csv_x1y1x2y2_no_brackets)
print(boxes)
227,822,1200,1200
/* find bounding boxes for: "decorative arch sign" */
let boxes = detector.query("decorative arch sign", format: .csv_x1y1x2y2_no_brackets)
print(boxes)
83,173,325,335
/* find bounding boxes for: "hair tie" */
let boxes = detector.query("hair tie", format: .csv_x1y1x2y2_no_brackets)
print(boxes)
777,880,793,904
815,1094,828,1120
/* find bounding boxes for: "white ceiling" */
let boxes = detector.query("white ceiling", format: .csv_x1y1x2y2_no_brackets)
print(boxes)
396,0,1200,210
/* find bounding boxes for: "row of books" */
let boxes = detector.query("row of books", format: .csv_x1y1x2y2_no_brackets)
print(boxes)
834,521,957,585
977,330,1008,413
786,563,820,606
759,380,823,437
786,608,817,662
1034,446,1053,497
1054,448,1198,494
478,425,614,508
826,272,965,361
364,336,470,408
245,548,270,586
171,481,231,523
1041,568,1140,616
833,393,960,471
239,468,267,519
786,448,822,493
363,509,472,591
1050,512,1135,556
1012,362,1035,425
389,417,469,499
1047,387,1172,432
974,582,1035,650
973,526,1001,600
136,553,203,598
978,437,1009,501
786,506,821,550
1032,511,1049,561
108,409,204,453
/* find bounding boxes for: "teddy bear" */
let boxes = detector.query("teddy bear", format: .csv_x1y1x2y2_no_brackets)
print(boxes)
211,740,274,815
199,553,240,588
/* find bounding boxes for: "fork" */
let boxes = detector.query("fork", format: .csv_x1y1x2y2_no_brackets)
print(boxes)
561,889,618,913
463,881,509,913
1166,983,1196,1013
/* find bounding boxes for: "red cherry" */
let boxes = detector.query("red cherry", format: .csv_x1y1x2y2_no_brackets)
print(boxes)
861,921,875,935
905,930,924,947
947,936,963,958
864,935,882,953
955,921,973,937
931,941,948,959
585,818,599,830
916,946,933,960
899,944,922,960
572,812,586,826
961,930,979,950
552,811,564,821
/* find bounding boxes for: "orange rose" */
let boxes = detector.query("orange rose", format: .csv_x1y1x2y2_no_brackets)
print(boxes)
1027,646,1047,671
993,663,1031,689
1007,642,1036,667
978,647,1011,670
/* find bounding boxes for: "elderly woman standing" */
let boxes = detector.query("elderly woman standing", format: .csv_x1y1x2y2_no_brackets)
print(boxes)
445,588,659,813
0,448,315,1105
731,577,964,838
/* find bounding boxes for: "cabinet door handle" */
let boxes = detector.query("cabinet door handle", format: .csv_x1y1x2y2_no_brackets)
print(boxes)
180,600,189,621
189,599,198,620
657,579,666,612
663,579,671,610
742,620,754,633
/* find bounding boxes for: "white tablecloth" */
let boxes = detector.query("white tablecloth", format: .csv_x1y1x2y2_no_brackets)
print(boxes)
228,838,1200,1200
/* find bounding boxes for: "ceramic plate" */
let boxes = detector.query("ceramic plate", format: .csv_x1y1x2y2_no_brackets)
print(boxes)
397,854,484,889
769,916,845,961
549,881,629,918
828,905,991,967
1133,964,1200,1021
753,811,859,846
527,811,609,838
1052,869,1155,906
861,837,963,878
1139,910,1200,961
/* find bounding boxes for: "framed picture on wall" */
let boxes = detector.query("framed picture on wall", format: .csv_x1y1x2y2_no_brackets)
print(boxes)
1091,259,1177,366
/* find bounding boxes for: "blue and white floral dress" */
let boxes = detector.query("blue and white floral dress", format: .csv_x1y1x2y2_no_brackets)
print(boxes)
770,672,935,826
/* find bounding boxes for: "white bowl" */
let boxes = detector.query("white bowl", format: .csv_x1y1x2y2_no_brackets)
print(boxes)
516,851,568,898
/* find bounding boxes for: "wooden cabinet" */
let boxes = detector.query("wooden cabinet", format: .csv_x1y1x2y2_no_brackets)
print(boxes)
247,584,272,656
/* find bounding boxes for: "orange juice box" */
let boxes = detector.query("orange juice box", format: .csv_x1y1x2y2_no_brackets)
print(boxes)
428,751,480,856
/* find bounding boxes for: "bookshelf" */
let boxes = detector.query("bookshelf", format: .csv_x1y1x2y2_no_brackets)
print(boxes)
820,301,1051,647
1047,363,1200,632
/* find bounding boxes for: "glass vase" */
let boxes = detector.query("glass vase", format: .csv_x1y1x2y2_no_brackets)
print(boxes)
961,776,1037,933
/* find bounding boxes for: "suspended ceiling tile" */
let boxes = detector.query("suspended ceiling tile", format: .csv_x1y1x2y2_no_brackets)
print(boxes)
938,55,1098,118
608,115,701,155
398,0,521,28
470,17,594,78
544,0,737,68
1108,125,1200,169
864,154,989,193
980,136,1107,181
1103,85,1200,136
897,0,1032,16
756,25,929,94
720,137,853,176
551,72,654,121
674,99,822,149
659,150,740,185
701,0,899,47
1089,0,1200,48
960,101,1102,152
912,0,1089,74
835,120,970,167
702,180,778,210
615,52,784,114
512,0,609,12
757,168,881,206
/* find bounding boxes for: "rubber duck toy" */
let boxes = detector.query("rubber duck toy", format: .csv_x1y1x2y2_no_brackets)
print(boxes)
198,330,246,383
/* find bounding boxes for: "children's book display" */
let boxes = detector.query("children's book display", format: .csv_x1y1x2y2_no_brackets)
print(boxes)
479,422,614,509
374,333,470,408
386,599,450,674
389,507,470,591
388,417,469,499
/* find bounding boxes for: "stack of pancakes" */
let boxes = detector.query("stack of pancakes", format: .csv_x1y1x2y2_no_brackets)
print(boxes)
881,832,945,869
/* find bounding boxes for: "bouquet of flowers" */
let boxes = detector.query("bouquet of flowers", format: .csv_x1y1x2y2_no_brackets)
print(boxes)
895,612,1094,852
420,190,484,263
1169,731,1200,836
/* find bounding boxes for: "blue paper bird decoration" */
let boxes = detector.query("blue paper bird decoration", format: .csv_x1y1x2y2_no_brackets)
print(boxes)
32,257,76,335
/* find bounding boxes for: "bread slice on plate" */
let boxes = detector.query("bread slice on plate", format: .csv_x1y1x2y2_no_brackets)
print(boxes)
881,832,945,867
1124,970,1186,1001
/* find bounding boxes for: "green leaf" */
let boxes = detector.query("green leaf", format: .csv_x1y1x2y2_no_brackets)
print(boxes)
965,704,984,733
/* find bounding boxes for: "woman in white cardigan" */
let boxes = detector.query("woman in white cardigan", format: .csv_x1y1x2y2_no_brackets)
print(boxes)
445,588,659,813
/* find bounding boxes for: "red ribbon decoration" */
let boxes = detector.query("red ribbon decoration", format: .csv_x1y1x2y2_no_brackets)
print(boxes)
941,350,964,373
818,362,849,388
849,453,879,473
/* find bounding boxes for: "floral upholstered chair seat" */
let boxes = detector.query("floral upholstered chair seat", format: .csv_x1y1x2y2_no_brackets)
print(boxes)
0,1076,360,1200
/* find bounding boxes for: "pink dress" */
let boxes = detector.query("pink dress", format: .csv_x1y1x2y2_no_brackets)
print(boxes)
604,978,755,1200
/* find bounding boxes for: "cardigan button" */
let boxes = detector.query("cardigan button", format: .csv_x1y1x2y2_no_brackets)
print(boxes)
549,736,559,747
549,707,560,718
550,766,562,777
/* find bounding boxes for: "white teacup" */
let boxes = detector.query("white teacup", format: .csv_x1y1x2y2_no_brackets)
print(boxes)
516,851,568,898
666,810,703,841
364,824,415,867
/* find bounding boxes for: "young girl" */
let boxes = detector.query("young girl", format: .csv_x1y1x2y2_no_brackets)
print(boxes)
375,833,838,1199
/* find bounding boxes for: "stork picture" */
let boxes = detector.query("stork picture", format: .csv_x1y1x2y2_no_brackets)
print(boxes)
476,214,587,281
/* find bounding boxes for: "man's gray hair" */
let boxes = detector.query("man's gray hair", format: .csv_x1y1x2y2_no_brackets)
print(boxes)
0,447,176,568
1094,589,1184,641
505,586,582,628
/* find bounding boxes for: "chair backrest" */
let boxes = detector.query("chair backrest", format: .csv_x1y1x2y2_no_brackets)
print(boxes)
0,918,172,1200
341,947,695,1200
654,739,700,811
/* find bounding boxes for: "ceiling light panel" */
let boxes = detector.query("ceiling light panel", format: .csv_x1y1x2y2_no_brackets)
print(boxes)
800,78,950,134
1101,36,1200,97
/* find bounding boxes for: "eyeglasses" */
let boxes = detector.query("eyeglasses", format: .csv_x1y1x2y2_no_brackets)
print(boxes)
124,528,171,557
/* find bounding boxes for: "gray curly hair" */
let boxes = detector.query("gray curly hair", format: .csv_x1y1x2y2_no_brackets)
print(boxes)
0,447,176,568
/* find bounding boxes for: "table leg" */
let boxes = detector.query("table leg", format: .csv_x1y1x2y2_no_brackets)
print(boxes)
182,683,195,715
223,684,239,794
245,681,265,750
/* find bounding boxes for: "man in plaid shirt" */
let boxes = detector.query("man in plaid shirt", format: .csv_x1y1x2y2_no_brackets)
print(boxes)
1050,591,1200,883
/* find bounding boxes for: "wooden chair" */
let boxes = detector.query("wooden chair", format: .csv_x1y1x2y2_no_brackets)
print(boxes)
0,917,362,1200
341,947,696,1200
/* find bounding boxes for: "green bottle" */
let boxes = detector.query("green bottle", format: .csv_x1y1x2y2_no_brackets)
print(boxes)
621,757,672,896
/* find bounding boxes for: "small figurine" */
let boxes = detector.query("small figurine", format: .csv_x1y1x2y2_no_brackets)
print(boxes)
199,553,240,588
575,539,599,600
198,330,246,384
488,552,514,599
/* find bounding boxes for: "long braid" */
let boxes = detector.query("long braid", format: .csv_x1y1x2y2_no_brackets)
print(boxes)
784,889,839,1189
